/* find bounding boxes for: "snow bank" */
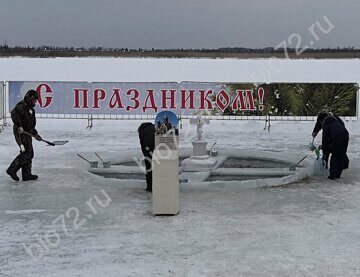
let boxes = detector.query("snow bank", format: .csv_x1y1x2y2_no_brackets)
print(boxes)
0,57,359,83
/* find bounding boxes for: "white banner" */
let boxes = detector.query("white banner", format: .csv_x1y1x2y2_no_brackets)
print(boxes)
8,81,266,116
8,81,358,117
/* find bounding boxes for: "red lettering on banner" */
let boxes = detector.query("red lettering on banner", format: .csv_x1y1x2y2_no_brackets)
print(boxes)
109,88,124,109
126,89,140,111
245,90,256,110
143,89,158,113
93,89,106,109
73,89,89,109
161,89,176,109
180,90,195,109
257,87,265,110
36,83,53,109
199,90,214,110
232,90,256,111
216,90,230,112
232,90,247,111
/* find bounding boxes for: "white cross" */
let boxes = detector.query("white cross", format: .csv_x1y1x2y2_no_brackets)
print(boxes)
189,113,210,140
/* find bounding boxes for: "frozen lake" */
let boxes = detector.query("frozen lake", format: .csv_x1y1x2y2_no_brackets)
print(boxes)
0,57,360,83
0,119,360,276
0,58,360,276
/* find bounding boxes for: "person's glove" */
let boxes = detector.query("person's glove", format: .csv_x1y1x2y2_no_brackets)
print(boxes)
34,134,42,141
18,127,24,134
312,131,318,138
20,144,25,153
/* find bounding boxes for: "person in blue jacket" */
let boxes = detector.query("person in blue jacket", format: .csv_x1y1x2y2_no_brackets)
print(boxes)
312,111,349,180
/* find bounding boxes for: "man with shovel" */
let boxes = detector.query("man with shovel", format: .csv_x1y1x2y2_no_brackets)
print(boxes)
312,111,349,180
6,90,42,181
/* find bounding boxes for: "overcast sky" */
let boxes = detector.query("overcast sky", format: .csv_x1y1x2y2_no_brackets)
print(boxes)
0,0,359,49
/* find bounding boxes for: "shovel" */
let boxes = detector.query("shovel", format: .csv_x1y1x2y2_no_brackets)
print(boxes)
77,154,98,168
307,138,316,151
209,142,217,152
21,130,68,146
289,155,308,171
207,141,217,155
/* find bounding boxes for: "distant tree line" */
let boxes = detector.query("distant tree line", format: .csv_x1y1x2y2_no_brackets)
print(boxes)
1,43,359,54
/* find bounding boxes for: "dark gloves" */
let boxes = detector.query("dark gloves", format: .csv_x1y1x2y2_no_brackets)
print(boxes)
34,134,42,141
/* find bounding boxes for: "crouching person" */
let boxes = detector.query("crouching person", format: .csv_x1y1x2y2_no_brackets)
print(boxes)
138,122,155,191
6,90,42,182
314,111,349,180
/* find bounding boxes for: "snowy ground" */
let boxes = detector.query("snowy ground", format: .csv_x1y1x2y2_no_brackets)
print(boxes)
1,57,360,83
0,118,360,276
1,57,360,276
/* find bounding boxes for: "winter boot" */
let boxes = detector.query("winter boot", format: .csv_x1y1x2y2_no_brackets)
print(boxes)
7,158,22,182
6,169,20,182
22,174,38,181
22,161,38,181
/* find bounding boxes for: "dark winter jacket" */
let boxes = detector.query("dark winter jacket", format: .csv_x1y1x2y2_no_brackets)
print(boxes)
138,123,155,157
11,99,38,136
322,116,348,151
313,113,344,135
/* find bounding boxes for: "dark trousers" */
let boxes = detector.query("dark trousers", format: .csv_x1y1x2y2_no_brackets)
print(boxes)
7,128,34,177
329,132,349,179
142,149,153,190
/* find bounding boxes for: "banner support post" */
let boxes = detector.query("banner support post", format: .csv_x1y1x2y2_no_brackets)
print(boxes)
357,86,360,119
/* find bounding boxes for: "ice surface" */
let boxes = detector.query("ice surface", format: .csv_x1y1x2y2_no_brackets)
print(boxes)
0,57,360,276
0,118,360,276
0,57,360,83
